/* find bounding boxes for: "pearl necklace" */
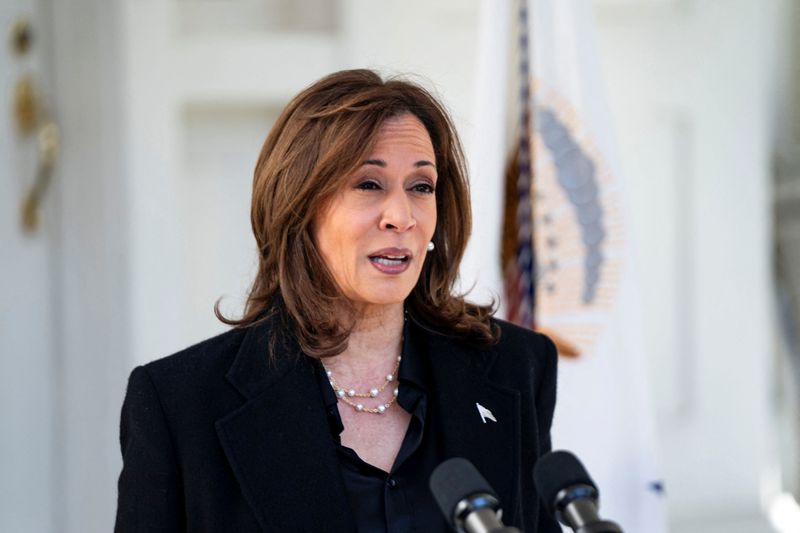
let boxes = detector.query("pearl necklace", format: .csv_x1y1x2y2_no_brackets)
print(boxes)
323,354,402,414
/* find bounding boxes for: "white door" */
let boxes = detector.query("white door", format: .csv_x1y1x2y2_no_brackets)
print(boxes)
2,2,131,531
0,2,57,532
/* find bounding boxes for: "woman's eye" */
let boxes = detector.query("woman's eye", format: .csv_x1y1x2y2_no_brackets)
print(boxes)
356,180,381,191
411,182,435,194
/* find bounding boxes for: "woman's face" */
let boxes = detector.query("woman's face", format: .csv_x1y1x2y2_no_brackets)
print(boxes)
314,113,438,311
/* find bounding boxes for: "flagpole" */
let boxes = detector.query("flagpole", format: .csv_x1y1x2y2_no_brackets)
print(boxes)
516,0,537,328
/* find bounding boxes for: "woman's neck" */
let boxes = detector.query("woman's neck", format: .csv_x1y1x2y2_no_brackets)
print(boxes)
326,302,404,375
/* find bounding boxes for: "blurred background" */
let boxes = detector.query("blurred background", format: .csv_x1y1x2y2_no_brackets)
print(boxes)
2,0,799,531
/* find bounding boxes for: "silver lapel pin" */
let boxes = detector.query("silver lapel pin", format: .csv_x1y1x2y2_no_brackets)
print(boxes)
476,403,497,424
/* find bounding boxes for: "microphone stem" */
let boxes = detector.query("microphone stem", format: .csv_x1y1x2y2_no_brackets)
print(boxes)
564,499,600,528
463,508,521,533
574,524,624,533
564,500,624,533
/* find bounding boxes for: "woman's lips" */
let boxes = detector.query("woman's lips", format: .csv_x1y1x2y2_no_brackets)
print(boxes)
368,247,412,275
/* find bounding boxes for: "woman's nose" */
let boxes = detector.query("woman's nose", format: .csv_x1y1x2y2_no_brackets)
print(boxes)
380,190,416,232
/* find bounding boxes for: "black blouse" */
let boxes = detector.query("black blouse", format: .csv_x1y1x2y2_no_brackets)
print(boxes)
315,323,450,533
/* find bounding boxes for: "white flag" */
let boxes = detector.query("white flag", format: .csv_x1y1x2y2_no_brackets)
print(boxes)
526,1,668,531
470,1,669,531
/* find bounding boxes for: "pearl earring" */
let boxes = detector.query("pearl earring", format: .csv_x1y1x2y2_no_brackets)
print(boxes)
427,241,435,252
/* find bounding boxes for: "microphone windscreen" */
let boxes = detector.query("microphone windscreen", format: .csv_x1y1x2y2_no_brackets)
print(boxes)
429,457,497,522
533,450,597,513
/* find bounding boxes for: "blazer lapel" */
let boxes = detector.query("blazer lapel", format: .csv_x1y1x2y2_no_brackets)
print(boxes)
421,327,522,526
215,316,355,532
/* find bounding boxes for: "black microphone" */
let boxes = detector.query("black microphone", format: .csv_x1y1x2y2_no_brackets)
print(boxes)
429,457,521,533
533,450,624,533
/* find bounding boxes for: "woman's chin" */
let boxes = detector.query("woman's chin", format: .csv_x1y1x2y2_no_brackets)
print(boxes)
349,289,414,310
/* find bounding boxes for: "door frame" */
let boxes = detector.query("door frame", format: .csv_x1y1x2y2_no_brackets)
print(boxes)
47,1,131,530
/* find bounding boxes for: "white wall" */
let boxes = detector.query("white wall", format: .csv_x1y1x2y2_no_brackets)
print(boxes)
593,0,782,530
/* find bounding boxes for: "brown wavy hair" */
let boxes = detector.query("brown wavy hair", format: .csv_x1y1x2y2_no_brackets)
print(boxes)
216,69,498,357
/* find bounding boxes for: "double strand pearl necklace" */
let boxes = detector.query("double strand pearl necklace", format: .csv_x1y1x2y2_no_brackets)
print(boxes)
323,354,402,414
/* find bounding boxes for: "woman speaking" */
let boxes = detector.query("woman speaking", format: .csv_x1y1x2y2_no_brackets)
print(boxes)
115,69,560,533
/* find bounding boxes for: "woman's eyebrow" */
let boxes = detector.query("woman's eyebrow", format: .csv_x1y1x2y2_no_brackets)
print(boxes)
362,159,436,169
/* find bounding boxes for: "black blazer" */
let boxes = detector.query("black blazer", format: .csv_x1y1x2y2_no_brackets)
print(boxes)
114,312,560,532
